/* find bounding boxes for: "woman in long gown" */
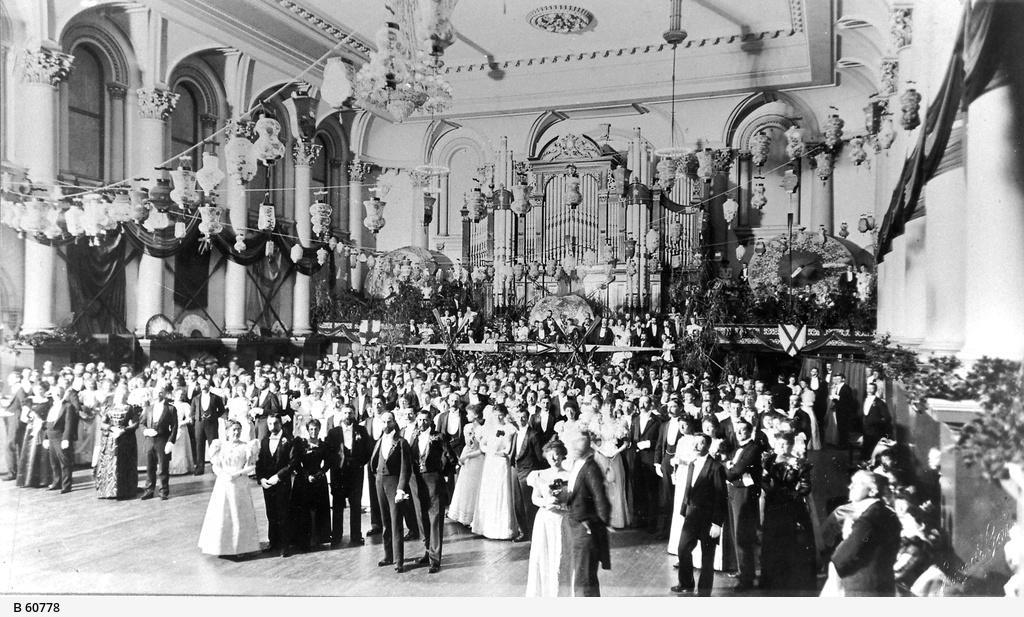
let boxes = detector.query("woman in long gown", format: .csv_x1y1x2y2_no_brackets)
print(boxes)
590,403,632,529
761,432,817,595
472,404,517,540
799,386,822,450
16,382,53,489
448,405,485,526
94,402,140,499
168,388,194,476
290,418,332,551
197,420,261,557
525,439,572,597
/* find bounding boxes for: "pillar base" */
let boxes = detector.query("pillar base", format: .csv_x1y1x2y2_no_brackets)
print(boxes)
18,324,56,335
292,328,312,337
919,337,964,355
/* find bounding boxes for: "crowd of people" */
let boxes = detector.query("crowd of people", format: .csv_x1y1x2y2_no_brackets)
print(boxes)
0,341,962,596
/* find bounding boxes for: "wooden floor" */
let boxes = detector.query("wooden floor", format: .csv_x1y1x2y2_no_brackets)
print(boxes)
0,450,854,597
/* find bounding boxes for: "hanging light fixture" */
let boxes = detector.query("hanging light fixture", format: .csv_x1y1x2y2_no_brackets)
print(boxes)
107,190,132,224
848,136,869,166
814,152,834,182
751,177,767,210
749,130,771,169
147,168,175,213
723,196,739,226
169,155,199,209
900,84,922,130
363,194,386,234
257,192,276,231
195,153,225,195
784,125,805,159
252,106,286,166
225,120,258,182
321,57,355,109
754,239,766,256
309,190,332,239
284,82,319,142
198,204,224,240
466,181,486,222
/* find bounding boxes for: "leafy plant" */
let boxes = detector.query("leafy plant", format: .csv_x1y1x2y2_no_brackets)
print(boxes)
957,361,1024,480
7,327,90,348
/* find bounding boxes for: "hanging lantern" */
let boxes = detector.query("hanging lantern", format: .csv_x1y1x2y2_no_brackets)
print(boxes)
899,87,922,130
107,191,132,223
290,243,304,262
695,149,714,183
349,253,359,269
316,246,328,266
751,177,767,210
876,117,897,150
723,197,739,226
235,235,247,254
848,136,868,166
321,57,354,109
814,152,834,182
781,169,799,193
1,198,26,233
493,184,513,210
581,248,598,267
529,182,546,210
64,205,85,236
79,194,104,238
858,213,876,232
510,181,532,216
129,180,150,223
749,130,771,168
225,124,258,182
527,261,540,280
754,239,766,256
43,204,63,240
656,157,677,191
198,205,224,239
147,168,175,212
257,194,276,231
564,177,583,210
823,110,845,150
838,221,850,238
252,116,286,165
309,193,332,238
195,153,225,194
358,252,368,263
143,209,171,233
174,221,187,239
735,244,746,261
784,125,805,159
169,155,199,208
644,227,660,256
624,236,637,259
366,254,376,268
544,259,559,277
363,197,386,234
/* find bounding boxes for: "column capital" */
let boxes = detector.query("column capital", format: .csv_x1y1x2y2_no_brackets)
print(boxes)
136,87,180,121
292,139,323,167
106,82,129,99
348,158,372,181
19,47,74,86
890,8,913,50
712,148,735,176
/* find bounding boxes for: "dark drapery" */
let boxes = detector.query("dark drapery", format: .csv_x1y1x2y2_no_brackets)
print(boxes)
67,232,128,335
173,230,210,310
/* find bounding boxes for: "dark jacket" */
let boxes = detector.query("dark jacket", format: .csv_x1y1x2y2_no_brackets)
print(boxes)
567,455,611,569
256,432,295,482
143,401,178,443
678,457,728,526
190,391,225,423
862,397,893,440
409,429,453,475
725,439,762,489
324,423,372,491
630,411,663,466
369,435,411,492
831,500,902,596
511,426,546,472
46,393,81,442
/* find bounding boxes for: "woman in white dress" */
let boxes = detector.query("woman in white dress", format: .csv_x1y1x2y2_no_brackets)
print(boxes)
591,403,632,529
471,404,517,540
525,439,571,597
168,388,195,476
611,318,630,367
198,420,261,557
448,406,485,526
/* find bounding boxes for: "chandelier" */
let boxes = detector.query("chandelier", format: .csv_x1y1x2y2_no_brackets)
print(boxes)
354,0,455,122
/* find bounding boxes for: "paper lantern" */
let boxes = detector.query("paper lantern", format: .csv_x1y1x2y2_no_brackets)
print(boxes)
174,221,187,239
751,178,767,210
108,191,132,223
234,236,246,252
147,169,175,212
735,244,747,261
328,236,338,251
784,125,805,159
695,149,714,182
321,57,354,109
723,198,739,225
257,196,276,231
349,253,359,269
225,133,258,182
750,131,770,168
900,88,922,130
363,197,386,234
198,205,224,238
316,246,328,266
645,227,660,255
290,243,304,262
563,174,583,209
64,205,85,236
143,209,171,233
358,252,368,263
195,153,225,193
43,206,63,240
656,158,677,191
169,156,199,208
823,112,845,150
814,152,834,182
754,240,766,256
876,117,897,150
366,254,376,268
510,182,532,216
847,136,868,166
253,117,286,165
310,195,332,238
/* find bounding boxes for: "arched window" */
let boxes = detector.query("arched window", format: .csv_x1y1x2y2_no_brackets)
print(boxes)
171,82,200,163
66,45,105,181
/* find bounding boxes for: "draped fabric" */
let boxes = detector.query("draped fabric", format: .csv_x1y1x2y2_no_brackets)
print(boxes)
173,229,210,310
246,251,287,332
67,232,128,335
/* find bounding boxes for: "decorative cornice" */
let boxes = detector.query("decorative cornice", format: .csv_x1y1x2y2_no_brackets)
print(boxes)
292,139,323,167
441,28,801,75
19,48,74,86
348,159,371,181
890,8,912,49
527,5,594,35
136,88,180,121
275,0,374,57
106,82,129,100
879,57,898,97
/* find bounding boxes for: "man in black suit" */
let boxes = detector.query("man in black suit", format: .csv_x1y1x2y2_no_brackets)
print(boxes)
43,380,80,493
191,377,225,475
671,433,728,596
826,471,901,596
829,374,857,447
808,366,829,432
141,386,177,500
256,414,295,557
769,374,791,412
724,419,762,590
511,406,546,542
433,396,465,499
860,382,893,460
654,401,686,537
252,378,282,440
324,404,371,547
2,373,30,481
565,430,611,596
530,394,560,447
369,411,412,573
630,397,662,533
364,396,387,537
408,410,452,573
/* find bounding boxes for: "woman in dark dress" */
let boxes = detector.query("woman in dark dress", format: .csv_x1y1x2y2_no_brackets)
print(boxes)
289,418,331,551
760,431,818,595
94,399,140,499
16,381,53,489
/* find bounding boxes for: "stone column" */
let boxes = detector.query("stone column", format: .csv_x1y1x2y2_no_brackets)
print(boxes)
292,139,322,336
962,83,1024,360
901,216,927,346
348,159,370,292
922,167,966,353
17,47,74,334
133,87,179,335
886,236,907,343
106,83,128,181
222,121,251,336
332,157,348,237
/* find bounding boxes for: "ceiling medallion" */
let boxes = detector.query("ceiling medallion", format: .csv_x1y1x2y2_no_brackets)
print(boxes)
527,5,594,34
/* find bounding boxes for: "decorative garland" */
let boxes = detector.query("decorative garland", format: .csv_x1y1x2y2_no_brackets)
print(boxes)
746,230,852,308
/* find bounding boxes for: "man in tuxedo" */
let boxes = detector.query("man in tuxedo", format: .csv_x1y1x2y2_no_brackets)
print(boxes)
671,434,728,596
630,397,662,533
769,374,791,412
724,419,762,590
191,378,225,475
43,380,80,493
408,410,451,573
511,406,546,542
369,411,412,572
256,414,295,557
530,394,560,447
141,386,177,500
324,404,371,547
565,430,611,597
809,366,829,431
252,378,282,440
829,374,857,447
364,396,388,537
432,396,464,499
3,372,31,481
860,382,893,460
826,471,901,596
654,401,685,537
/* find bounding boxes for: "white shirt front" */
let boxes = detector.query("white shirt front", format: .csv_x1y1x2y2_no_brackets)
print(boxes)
201,392,211,410
417,431,431,457
517,425,529,456
342,424,353,450
268,432,281,456
863,395,876,416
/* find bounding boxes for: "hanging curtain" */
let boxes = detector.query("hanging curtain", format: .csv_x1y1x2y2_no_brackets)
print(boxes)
173,230,210,310
67,232,128,335
245,250,286,333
